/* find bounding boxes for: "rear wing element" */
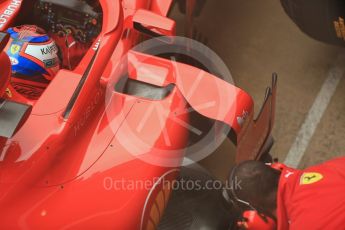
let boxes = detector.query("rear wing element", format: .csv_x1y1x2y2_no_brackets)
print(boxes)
127,51,276,162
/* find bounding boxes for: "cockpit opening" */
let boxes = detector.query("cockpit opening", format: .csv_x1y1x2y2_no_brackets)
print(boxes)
1,0,102,100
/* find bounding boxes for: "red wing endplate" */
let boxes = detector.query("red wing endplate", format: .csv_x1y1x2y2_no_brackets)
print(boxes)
236,75,277,162
128,51,277,162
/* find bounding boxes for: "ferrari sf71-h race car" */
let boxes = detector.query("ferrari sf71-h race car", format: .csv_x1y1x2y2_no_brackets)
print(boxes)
0,0,277,229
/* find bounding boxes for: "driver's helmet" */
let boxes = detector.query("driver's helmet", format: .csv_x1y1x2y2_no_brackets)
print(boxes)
5,25,60,82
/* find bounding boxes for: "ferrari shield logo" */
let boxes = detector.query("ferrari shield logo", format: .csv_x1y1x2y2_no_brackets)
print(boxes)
10,44,21,54
300,172,323,185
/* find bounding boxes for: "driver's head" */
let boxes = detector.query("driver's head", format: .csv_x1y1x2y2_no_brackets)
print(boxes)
6,25,60,81
227,160,281,215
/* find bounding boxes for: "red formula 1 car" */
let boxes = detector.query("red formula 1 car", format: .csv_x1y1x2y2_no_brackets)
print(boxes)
0,0,277,229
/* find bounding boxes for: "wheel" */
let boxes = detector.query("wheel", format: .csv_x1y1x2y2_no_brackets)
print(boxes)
158,165,236,230
280,0,345,46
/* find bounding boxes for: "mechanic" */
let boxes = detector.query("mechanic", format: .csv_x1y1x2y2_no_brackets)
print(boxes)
227,157,345,229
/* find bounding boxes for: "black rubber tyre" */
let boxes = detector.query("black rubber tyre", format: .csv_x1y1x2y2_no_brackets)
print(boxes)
158,165,236,230
280,0,345,47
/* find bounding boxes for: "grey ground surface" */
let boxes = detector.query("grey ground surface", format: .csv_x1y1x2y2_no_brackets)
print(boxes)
171,0,344,179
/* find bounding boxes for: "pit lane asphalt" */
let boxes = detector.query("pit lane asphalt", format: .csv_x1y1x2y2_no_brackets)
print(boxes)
171,0,344,180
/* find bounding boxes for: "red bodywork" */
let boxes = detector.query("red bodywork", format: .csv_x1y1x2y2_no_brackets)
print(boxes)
0,0,276,229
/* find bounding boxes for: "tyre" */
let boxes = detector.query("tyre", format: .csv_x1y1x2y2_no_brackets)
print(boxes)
280,0,345,47
158,165,235,230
